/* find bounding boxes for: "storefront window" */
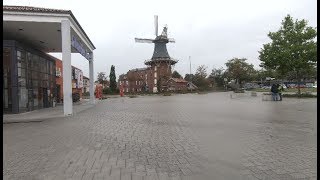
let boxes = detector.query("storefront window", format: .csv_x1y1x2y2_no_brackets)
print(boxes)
38,87,43,109
4,42,56,113
33,89,38,109
32,71,38,80
51,61,54,75
32,55,39,71
18,78,26,87
47,60,50,74
33,80,38,87
18,87,28,111
3,48,12,111
27,52,32,68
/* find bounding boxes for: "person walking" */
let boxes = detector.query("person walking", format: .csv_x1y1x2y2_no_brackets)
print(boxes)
277,83,284,101
271,83,279,101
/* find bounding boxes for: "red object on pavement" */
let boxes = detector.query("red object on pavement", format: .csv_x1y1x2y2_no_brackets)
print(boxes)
95,84,103,99
120,84,124,97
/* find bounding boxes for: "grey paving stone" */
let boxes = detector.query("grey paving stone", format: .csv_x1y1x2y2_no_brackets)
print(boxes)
3,95,317,180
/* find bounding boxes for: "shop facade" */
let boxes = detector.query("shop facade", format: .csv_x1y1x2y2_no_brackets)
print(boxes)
3,5,96,116
3,40,56,113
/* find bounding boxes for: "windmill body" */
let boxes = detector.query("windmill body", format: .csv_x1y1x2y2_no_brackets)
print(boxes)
135,16,178,93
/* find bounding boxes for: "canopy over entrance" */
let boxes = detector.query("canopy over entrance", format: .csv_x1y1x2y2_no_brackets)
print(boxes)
3,5,96,116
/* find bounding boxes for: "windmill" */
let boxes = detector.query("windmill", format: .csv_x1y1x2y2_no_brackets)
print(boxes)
135,15,178,93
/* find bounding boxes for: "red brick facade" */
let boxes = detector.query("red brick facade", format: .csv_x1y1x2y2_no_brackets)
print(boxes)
167,78,188,91
118,62,174,93
55,59,83,102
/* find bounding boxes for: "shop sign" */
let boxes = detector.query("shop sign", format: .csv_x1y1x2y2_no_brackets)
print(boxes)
71,35,92,60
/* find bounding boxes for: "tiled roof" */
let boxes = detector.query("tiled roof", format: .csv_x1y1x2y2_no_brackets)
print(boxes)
3,5,71,13
170,78,188,83
3,5,95,49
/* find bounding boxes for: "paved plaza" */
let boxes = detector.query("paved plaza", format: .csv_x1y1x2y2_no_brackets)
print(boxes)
3,92,317,180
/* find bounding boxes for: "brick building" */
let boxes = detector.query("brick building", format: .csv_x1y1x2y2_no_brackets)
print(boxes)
118,67,191,93
55,59,83,102
83,76,90,93
118,67,152,93
167,78,188,91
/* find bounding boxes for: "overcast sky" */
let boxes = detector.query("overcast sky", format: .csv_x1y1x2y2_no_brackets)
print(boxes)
4,0,317,80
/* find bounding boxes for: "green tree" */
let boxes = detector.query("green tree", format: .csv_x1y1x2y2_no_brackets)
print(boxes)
172,70,182,78
97,72,106,84
259,14,317,95
208,67,225,87
109,65,117,92
184,74,195,82
225,58,256,87
194,65,210,89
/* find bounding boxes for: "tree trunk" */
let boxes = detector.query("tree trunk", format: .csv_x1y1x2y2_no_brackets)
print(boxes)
297,71,301,97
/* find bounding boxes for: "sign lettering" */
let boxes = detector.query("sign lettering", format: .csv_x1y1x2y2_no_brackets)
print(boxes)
71,36,92,60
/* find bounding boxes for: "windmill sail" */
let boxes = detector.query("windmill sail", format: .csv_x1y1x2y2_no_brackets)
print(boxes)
154,15,158,36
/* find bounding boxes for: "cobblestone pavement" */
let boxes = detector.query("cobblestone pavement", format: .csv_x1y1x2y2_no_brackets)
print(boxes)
3,92,317,180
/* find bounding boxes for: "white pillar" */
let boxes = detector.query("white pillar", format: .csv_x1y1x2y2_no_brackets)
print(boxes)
61,20,73,116
89,53,95,104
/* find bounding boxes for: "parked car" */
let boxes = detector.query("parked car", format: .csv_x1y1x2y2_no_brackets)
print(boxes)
262,86,271,89
280,84,287,89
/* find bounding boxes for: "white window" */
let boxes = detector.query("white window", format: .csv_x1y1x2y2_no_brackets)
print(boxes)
154,66,157,71
126,81,128,85
154,72,157,78
126,88,128,92
136,81,137,85
154,79,157,85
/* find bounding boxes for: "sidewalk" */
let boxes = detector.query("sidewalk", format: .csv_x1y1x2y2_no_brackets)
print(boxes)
3,99,101,124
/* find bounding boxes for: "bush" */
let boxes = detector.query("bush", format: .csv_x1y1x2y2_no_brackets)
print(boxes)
163,92,172,96
103,88,120,95
283,93,316,98
234,89,245,93
197,92,207,94
103,88,111,94
83,92,90,96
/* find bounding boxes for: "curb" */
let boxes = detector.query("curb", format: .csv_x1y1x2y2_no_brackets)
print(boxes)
3,102,100,124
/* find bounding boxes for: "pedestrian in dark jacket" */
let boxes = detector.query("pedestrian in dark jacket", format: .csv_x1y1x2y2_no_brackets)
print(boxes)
271,84,279,101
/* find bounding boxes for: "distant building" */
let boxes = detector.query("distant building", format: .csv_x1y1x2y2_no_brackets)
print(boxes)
167,78,188,91
83,76,90,93
187,82,198,90
55,59,83,102
118,67,153,93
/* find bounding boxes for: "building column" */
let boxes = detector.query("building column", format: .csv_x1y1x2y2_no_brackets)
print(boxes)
89,53,95,104
61,20,72,116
